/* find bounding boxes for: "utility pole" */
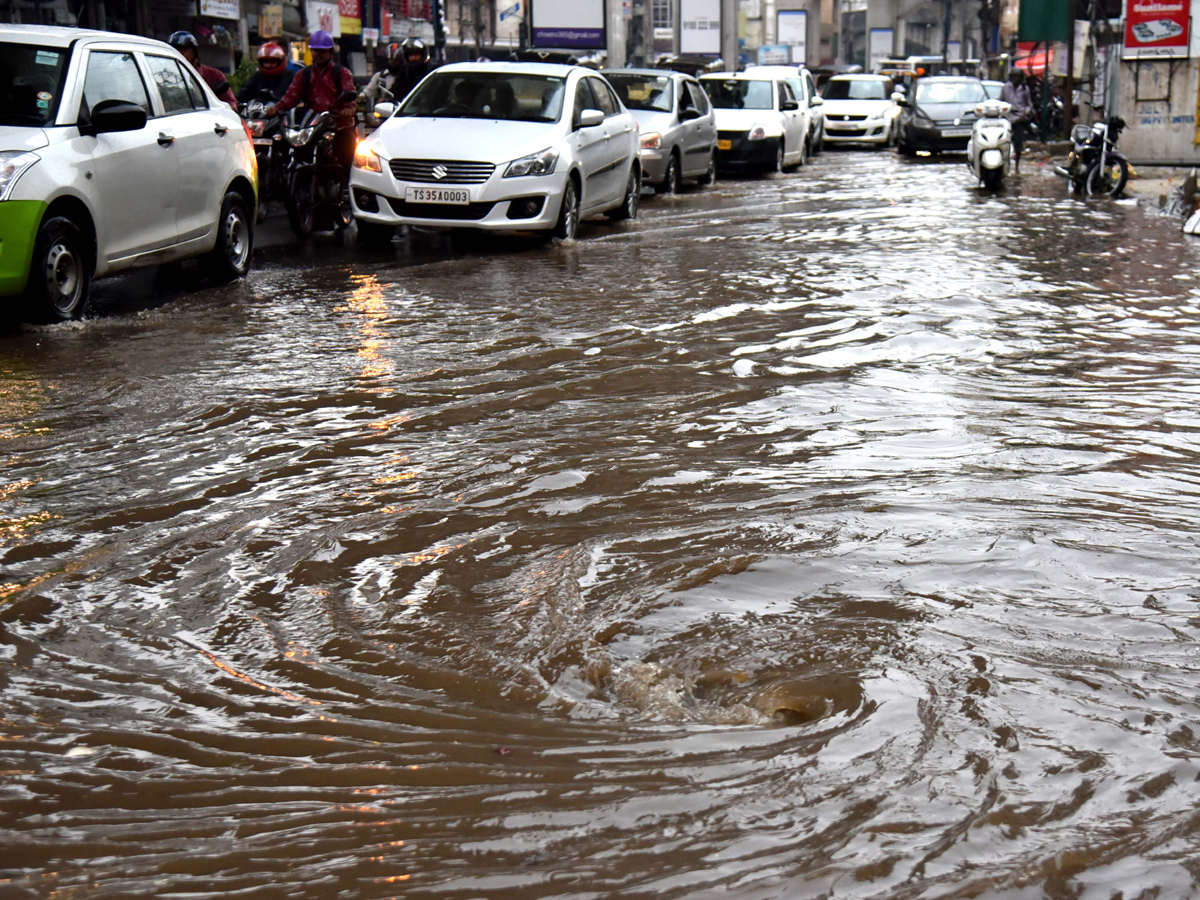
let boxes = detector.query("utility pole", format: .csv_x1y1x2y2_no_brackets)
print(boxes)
942,0,951,63
721,0,738,71
1064,0,1074,133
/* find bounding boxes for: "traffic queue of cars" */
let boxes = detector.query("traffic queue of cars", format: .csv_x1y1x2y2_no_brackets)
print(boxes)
2,21,976,324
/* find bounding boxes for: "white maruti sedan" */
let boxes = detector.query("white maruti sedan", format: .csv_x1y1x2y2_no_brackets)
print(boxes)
349,62,642,244
0,24,257,322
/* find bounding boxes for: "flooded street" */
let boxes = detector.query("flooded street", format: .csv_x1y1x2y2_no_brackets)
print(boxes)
5,150,1200,898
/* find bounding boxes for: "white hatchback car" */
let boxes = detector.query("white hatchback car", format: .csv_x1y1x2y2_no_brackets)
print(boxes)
349,62,641,243
0,24,258,322
819,74,900,147
699,72,808,173
742,64,825,157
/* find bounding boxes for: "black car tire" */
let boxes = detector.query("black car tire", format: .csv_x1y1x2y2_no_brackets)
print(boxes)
357,220,395,247
697,151,717,186
771,140,785,173
660,153,682,194
608,167,640,221
553,177,580,240
204,190,254,284
25,216,90,323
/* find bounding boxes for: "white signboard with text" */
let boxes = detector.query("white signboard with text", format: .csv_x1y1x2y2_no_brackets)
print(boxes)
776,10,806,64
680,0,721,55
868,27,893,72
198,0,239,19
531,0,605,49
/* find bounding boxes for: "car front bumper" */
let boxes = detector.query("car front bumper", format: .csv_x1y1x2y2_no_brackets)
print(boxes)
903,123,971,151
715,133,780,170
0,200,44,296
349,163,568,231
639,148,670,184
823,120,889,144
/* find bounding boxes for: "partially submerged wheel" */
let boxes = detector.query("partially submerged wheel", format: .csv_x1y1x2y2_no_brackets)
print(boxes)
553,177,580,240
205,190,254,283
1085,158,1129,198
25,216,90,322
608,167,640,221
697,151,717,186
659,153,682,194
770,140,785,173
356,220,395,247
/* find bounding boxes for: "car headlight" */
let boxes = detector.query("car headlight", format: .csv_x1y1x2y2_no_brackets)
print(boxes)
0,151,39,202
640,131,662,151
353,142,382,172
867,109,885,121
503,147,559,177
285,126,315,147
913,112,934,127
748,125,767,141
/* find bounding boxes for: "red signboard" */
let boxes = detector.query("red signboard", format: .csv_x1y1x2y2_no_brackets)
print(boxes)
1124,0,1189,57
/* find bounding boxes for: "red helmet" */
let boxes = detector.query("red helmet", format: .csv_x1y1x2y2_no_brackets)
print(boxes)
257,41,286,75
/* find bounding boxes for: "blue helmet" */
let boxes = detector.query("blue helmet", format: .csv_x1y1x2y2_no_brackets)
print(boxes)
168,31,200,51
308,30,335,50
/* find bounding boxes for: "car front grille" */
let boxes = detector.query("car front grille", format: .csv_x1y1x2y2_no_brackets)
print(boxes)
835,114,869,121
389,159,495,184
388,200,495,220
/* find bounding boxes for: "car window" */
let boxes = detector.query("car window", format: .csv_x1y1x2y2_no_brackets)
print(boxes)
144,55,194,114
686,82,709,114
179,63,210,109
0,42,71,126
588,77,619,116
573,77,598,125
399,71,565,122
804,71,817,101
606,73,672,112
822,79,889,100
83,50,151,114
702,78,774,110
787,77,805,102
914,80,985,104
778,81,794,107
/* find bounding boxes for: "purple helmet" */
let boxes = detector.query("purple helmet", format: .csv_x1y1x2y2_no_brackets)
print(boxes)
308,29,335,50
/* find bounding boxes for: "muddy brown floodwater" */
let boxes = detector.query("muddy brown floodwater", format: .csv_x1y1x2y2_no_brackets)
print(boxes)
3,152,1200,899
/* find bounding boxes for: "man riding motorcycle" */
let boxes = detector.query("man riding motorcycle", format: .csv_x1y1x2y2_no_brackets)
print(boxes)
237,42,296,103
363,37,431,104
168,31,237,110
264,30,357,180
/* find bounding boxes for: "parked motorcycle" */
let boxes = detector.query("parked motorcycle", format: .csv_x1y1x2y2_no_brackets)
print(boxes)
1055,115,1129,197
966,98,1012,191
282,96,356,238
240,93,286,222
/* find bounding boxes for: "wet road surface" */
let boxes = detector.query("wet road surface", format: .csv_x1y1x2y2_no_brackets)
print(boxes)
4,150,1200,898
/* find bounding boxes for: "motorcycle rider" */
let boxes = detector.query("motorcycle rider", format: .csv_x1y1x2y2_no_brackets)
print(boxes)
1000,68,1033,173
168,31,237,110
363,37,431,104
264,30,358,186
237,42,296,103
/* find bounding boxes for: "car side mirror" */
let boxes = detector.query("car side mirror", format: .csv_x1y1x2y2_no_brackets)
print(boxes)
82,99,147,136
891,92,906,105
810,95,823,107
373,101,396,120
578,108,604,128
679,107,702,121
781,99,799,111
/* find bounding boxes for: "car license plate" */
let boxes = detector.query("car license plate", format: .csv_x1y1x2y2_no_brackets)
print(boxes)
942,127,972,138
717,139,732,150
826,122,855,130
405,187,470,205
252,138,273,147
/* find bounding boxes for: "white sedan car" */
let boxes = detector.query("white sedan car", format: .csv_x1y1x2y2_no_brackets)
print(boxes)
818,74,900,147
349,62,641,243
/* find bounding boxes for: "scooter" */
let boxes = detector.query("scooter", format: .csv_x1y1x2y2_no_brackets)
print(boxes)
966,98,1012,191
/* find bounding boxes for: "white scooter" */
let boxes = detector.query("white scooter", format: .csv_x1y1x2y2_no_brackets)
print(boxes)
966,98,1013,191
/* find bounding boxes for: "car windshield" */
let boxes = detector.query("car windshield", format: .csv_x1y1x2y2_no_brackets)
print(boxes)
983,81,1003,99
823,79,889,100
0,42,69,126
702,79,774,110
399,71,565,122
605,74,673,112
915,80,985,104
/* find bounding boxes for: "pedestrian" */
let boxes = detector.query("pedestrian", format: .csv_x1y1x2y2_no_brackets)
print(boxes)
236,42,296,104
1000,68,1033,173
168,31,238,111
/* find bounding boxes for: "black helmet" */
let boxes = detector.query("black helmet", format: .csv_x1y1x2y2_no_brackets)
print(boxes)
401,37,429,66
169,31,200,52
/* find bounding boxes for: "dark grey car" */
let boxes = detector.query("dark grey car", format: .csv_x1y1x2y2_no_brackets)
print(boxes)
896,76,988,155
603,68,719,193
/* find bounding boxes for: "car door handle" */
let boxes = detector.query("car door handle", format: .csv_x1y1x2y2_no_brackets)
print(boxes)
157,132,175,146
214,123,229,135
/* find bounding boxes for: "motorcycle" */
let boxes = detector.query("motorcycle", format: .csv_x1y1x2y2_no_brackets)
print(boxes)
1055,115,1129,198
283,91,357,238
966,98,1013,191
240,93,287,222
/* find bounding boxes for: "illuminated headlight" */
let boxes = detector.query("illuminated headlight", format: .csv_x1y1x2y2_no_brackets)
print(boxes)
503,147,559,177
640,131,662,150
748,125,767,141
285,126,315,147
0,151,39,202
353,142,382,172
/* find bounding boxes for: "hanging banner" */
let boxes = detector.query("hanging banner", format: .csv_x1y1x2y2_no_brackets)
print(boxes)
868,27,892,72
531,0,606,49
259,4,283,35
680,0,721,55
1123,0,1189,58
338,0,362,35
198,0,239,19
308,0,341,36
776,10,806,64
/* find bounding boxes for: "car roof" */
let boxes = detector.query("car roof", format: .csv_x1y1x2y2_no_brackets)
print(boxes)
435,60,582,77
916,75,983,82
744,65,809,74
0,22,170,50
830,73,890,81
699,71,778,80
605,67,689,80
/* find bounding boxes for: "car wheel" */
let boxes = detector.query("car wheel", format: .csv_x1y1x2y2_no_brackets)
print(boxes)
812,125,824,156
25,216,90,323
697,151,717,186
553,177,580,240
660,152,682,194
356,220,395,247
608,167,640,221
205,191,254,283
899,132,917,157
771,140,784,173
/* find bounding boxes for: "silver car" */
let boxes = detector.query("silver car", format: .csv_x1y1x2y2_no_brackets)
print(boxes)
603,68,718,194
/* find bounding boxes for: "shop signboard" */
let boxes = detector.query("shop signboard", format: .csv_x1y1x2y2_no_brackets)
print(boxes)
1123,0,1189,58
338,0,362,35
260,4,283,36
868,27,892,72
198,0,239,20
776,9,805,64
680,0,721,55
757,44,788,64
308,0,341,36
531,0,606,49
